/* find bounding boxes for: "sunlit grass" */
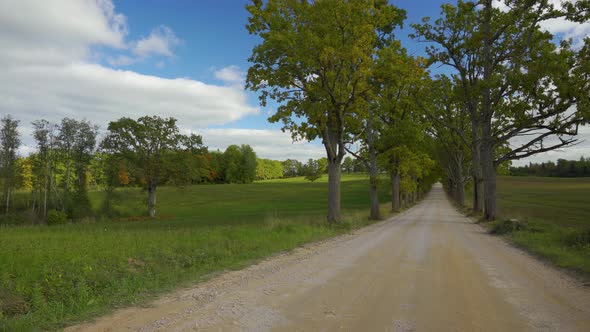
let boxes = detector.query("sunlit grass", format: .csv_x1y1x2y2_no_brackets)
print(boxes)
0,174,393,331
467,176,590,276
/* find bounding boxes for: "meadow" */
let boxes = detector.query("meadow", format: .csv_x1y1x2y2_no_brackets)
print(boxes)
468,176,590,276
0,174,393,331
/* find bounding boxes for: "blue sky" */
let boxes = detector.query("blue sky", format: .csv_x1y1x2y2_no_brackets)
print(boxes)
105,0,444,130
0,0,588,163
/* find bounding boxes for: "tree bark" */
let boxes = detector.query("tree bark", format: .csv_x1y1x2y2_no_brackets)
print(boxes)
481,141,496,220
367,113,380,220
65,159,71,211
481,0,497,221
471,126,484,213
391,172,400,212
453,154,465,207
43,161,49,219
147,186,157,218
369,173,379,220
327,161,342,223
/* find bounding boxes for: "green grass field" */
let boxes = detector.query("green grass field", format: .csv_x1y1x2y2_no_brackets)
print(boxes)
0,174,392,331
467,176,590,276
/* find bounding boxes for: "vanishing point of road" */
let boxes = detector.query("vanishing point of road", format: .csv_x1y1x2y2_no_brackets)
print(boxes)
69,184,590,331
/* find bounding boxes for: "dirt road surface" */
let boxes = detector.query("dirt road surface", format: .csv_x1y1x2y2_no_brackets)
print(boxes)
67,184,590,332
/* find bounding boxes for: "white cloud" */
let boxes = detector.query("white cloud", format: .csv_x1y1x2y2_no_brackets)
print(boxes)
493,0,590,44
0,0,261,156
511,126,590,166
1,62,258,126
201,128,325,161
0,0,127,67
106,55,136,66
214,65,245,85
133,25,181,58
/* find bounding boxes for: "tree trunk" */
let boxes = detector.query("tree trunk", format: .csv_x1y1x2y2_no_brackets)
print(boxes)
455,175,465,207
327,161,342,223
453,155,465,207
481,0,496,221
66,160,71,192
391,172,400,212
470,134,484,212
481,145,496,221
367,114,380,220
147,186,157,218
65,160,71,211
369,173,379,220
481,120,497,220
44,163,49,219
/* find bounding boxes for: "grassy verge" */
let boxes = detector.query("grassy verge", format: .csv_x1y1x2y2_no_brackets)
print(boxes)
464,176,590,277
0,175,396,331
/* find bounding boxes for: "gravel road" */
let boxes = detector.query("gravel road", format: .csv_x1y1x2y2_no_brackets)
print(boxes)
67,184,590,331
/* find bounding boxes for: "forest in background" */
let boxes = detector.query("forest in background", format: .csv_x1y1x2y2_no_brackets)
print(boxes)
509,158,590,177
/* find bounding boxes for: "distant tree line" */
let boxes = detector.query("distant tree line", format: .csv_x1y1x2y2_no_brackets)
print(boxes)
0,114,379,224
510,158,590,178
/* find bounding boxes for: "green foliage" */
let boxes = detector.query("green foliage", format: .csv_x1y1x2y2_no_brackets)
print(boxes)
316,157,328,174
303,159,322,182
563,229,590,249
223,145,257,184
246,0,406,143
342,157,354,173
256,158,283,180
510,157,590,177
46,210,67,225
281,159,303,178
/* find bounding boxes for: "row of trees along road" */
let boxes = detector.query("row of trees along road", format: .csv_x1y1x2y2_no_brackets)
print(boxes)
246,0,588,223
246,0,437,223
413,0,590,220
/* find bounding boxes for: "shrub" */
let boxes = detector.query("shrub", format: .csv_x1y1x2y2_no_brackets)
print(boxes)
46,210,68,225
563,229,590,249
0,288,28,317
490,219,528,235
0,210,41,226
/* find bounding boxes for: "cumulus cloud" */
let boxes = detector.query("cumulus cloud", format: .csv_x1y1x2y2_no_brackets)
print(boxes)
1,63,258,127
0,0,126,66
133,25,181,58
1,0,261,156
201,128,325,161
214,65,245,85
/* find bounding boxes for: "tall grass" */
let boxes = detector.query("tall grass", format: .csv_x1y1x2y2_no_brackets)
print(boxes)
466,176,590,276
